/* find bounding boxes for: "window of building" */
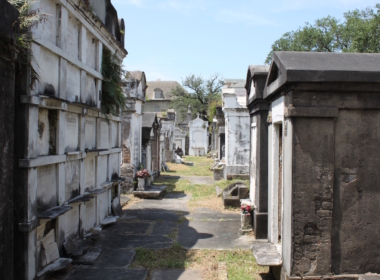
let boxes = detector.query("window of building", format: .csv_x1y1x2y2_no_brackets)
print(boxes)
154,89,163,99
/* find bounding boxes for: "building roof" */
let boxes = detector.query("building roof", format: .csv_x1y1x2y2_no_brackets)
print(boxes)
265,51,380,98
146,81,184,100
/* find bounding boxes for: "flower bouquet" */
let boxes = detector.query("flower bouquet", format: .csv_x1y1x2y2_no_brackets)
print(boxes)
136,169,150,178
241,203,252,215
136,169,150,190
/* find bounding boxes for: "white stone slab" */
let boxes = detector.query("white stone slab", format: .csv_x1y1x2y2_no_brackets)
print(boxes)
66,63,80,102
37,109,50,156
31,0,57,45
84,156,96,190
85,116,96,150
108,153,119,180
97,192,109,224
85,75,97,106
110,120,118,148
66,16,80,59
39,47,59,97
37,164,57,211
86,31,96,70
97,155,108,187
65,112,79,153
65,160,80,202
64,206,79,240
97,119,110,150
83,200,96,232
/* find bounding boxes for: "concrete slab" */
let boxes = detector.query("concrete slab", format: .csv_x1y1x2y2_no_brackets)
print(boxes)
64,268,148,280
151,269,202,280
37,258,72,277
152,222,177,236
178,219,253,249
72,248,102,265
104,222,151,235
93,249,135,268
251,243,282,266
95,234,173,249
184,176,215,185
121,209,185,222
100,216,119,226
120,195,130,207
133,185,167,199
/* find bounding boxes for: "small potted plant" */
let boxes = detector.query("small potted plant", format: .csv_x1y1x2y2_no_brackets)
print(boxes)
136,169,150,190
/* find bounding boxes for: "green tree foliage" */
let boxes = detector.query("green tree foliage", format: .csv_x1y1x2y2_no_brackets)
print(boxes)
169,74,224,121
101,48,126,116
265,4,380,64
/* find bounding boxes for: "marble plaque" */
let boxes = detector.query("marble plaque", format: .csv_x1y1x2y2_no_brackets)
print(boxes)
108,153,119,179
37,109,50,156
97,155,107,186
83,200,95,232
85,75,96,106
37,164,57,211
66,63,80,102
86,31,96,70
32,0,56,44
64,207,79,239
39,48,59,96
65,112,79,152
110,121,118,148
97,192,108,224
66,17,79,59
65,160,80,201
85,116,96,149
99,120,109,149
84,156,96,189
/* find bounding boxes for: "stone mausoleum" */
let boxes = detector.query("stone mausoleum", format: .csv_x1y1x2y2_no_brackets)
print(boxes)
222,79,250,179
13,0,126,278
188,114,209,156
252,51,380,280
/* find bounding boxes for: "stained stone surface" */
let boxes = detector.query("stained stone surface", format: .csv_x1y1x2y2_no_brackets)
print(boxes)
63,268,148,280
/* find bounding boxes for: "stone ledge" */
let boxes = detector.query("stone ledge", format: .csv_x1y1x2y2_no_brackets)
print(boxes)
285,107,338,118
133,185,167,199
251,242,282,266
19,155,67,168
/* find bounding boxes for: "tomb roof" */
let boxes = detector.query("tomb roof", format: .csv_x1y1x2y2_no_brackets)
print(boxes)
245,65,270,90
146,81,186,100
142,112,158,128
265,51,380,98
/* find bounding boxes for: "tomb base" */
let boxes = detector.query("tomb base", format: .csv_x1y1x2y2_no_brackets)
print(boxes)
133,185,167,199
253,211,268,239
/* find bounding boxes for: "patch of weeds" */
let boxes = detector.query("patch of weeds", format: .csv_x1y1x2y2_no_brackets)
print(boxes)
177,215,187,224
130,247,270,279
167,229,178,241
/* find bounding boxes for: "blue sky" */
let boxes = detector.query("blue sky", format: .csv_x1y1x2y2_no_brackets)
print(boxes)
113,0,378,83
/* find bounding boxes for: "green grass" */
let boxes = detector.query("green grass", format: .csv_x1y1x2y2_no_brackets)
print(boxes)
130,245,269,279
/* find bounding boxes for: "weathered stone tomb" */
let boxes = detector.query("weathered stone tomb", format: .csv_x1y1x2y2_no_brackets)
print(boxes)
13,0,126,278
253,51,380,280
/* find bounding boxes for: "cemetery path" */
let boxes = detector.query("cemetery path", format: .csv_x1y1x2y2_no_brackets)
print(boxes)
56,157,270,280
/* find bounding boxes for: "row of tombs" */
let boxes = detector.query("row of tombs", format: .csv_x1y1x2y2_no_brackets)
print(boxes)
239,52,380,280
16,98,123,278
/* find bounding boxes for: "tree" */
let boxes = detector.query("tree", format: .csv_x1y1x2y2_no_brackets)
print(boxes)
169,74,224,122
265,4,380,64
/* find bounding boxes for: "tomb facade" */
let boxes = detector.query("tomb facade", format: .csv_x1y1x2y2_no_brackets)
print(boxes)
188,114,209,156
13,1,126,278
222,80,250,179
254,51,380,280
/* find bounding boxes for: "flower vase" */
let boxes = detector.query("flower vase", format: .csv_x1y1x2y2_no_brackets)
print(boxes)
137,177,145,191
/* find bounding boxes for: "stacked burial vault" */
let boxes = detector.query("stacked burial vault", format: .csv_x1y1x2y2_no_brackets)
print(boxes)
248,52,380,280
13,0,127,279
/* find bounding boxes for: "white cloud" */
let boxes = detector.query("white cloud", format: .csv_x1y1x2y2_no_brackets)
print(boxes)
215,9,278,26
